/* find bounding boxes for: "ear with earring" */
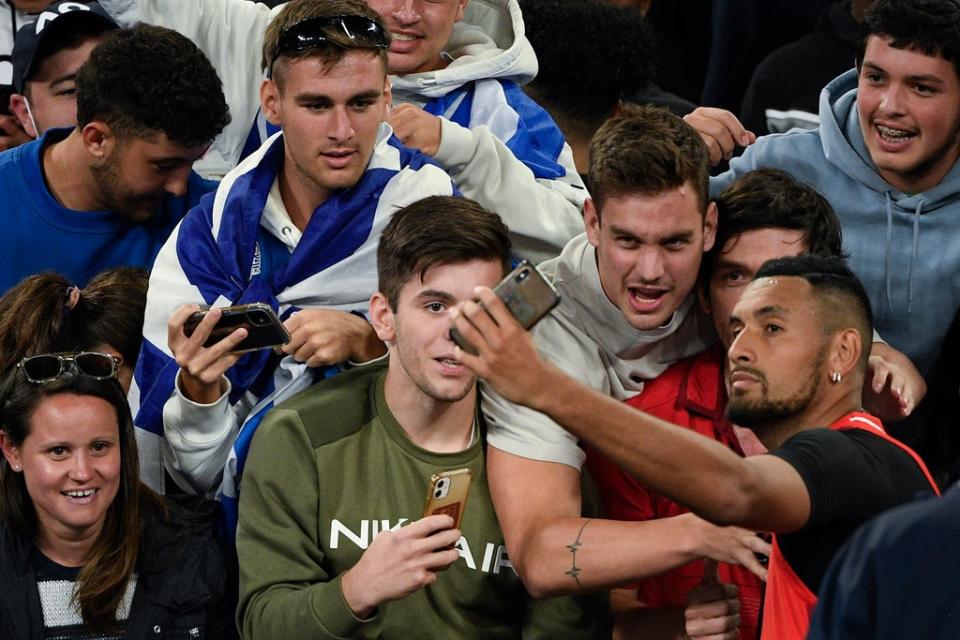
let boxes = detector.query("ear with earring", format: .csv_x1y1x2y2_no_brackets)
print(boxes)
830,371,842,384
11,464,20,472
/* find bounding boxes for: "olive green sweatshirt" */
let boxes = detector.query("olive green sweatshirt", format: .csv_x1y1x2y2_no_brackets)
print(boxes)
237,363,607,639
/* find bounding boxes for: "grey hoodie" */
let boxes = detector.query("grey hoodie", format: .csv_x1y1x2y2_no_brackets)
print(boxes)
712,68,960,377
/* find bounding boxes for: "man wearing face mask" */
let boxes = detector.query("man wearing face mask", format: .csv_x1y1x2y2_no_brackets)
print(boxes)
7,1,118,140
1,0,47,150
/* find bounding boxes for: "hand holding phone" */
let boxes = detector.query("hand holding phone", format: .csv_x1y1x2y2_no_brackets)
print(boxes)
422,468,473,530
450,261,560,356
183,302,290,354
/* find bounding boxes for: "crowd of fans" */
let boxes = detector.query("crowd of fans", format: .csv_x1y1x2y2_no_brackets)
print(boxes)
0,0,958,638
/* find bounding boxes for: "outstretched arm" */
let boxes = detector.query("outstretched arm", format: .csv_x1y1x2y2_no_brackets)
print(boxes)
389,105,585,264
451,287,811,533
485,447,768,598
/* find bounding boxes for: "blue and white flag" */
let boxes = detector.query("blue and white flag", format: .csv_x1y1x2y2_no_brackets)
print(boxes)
422,78,568,181
131,124,456,527
238,79,568,183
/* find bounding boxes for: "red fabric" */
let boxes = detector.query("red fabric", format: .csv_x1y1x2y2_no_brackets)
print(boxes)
584,344,762,639
760,411,939,640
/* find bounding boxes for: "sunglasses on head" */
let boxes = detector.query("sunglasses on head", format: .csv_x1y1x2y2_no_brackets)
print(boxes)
17,352,121,384
275,15,390,60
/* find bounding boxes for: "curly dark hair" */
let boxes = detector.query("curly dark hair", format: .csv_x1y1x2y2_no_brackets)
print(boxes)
857,0,960,73
76,24,230,147
520,0,655,134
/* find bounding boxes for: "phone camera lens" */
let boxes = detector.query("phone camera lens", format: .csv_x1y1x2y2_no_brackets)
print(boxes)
516,270,529,282
434,490,443,498
247,309,271,326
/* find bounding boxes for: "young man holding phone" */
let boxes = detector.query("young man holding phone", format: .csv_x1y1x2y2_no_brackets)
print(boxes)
236,195,606,639
126,0,585,265
472,106,772,607
132,0,459,496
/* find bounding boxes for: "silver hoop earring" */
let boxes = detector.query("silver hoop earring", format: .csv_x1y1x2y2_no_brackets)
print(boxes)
830,371,842,384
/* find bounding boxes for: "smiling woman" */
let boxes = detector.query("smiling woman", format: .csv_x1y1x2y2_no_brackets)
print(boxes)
0,371,236,639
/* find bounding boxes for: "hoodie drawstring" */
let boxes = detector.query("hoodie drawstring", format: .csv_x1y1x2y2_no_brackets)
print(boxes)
907,201,922,313
884,193,893,312
885,192,923,314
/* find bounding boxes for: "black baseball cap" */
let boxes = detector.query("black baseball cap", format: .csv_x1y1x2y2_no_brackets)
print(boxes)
11,1,119,94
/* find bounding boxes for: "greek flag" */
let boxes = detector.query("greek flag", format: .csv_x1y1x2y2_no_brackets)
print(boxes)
422,78,568,180
238,79,568,183
130,124,456,535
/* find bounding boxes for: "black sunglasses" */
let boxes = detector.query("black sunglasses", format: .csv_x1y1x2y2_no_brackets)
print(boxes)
17,352,121,384
275,15,390,60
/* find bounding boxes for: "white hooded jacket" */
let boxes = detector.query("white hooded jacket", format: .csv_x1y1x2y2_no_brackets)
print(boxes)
121,0,585,263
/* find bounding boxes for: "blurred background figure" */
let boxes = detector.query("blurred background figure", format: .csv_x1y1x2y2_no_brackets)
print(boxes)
520,0,656,177
8,1,119,139
741,1,877,136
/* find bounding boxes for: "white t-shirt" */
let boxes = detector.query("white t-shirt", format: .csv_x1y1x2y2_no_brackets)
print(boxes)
483,233,715,470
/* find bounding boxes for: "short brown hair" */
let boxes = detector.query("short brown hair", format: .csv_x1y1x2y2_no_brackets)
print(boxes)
262,0,389,87
378,196,512,310
588,104,709,214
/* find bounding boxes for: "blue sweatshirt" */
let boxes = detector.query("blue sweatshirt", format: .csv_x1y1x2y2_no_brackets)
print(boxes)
0,128,217,294
712,69,960,377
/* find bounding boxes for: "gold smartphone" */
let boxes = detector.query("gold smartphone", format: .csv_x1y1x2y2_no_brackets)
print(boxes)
422,468,473,530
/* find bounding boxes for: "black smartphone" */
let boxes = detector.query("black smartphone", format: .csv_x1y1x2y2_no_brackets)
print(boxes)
450,261,561,355
182,302,290,353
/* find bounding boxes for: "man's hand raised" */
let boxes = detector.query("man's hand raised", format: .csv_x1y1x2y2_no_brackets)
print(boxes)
683,107,756,166
388,104,442,156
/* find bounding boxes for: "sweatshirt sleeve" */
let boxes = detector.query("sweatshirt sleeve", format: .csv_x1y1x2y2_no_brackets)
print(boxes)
136,0,275,163
237,408,376,639
433,118,586,265
160,371,239,497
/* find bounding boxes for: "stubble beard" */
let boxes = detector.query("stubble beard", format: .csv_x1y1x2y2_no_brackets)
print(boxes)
90,151,154,224
726,352,824,437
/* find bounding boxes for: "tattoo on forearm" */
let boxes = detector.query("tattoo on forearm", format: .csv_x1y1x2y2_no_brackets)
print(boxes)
565,520,591,590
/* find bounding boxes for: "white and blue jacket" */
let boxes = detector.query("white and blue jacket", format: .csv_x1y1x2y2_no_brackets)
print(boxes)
129,0,586,264
131,124,455,520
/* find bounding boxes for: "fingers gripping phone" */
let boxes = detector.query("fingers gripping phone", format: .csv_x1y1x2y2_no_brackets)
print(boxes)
423,468,473,530
182,302,291,353
450,261,561,356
